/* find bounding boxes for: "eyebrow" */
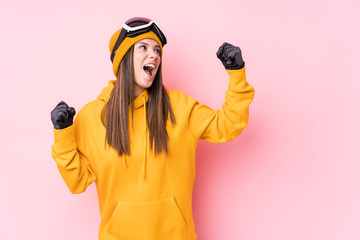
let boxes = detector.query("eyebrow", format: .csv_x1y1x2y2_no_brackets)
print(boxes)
137,41,160,48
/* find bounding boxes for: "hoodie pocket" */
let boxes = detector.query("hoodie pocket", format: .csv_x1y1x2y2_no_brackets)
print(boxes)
108,196,187,240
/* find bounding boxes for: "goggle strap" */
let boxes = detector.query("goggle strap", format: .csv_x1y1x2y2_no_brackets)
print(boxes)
110,28,127,63
152,24,166,45
123,20,154,32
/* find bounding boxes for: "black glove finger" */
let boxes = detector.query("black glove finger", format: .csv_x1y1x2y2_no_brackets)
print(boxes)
224,47,239,64
67,107,76,118
223,43,233,53
234,51,244,66
51,111,68,129
51,106,68,120
216,42,230,59
226,47,239,59
57,110,69,123
51,101,68,116
225,59,233,65
52,103,66,111
216,45,224,59
223,43,236,58
55,101,69,108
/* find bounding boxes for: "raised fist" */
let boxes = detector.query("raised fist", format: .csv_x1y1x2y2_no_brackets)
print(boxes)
216,42,244,70
51,101,76,129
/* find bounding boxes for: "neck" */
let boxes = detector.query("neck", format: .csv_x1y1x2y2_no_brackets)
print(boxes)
134,87,144,98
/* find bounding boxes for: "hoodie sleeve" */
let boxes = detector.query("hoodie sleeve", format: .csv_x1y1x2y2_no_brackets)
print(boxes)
188,67,255,143
51,108,96,194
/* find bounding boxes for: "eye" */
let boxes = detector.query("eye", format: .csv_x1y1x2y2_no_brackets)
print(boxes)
154,48,161,54
139,45,147,50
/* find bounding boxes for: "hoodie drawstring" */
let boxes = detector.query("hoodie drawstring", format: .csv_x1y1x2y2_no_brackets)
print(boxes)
142,94,147,179
123,154,127,168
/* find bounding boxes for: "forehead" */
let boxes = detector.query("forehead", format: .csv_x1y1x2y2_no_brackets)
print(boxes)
135,38,160,47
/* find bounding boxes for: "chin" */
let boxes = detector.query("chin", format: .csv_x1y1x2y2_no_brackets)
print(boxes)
139,80,154,89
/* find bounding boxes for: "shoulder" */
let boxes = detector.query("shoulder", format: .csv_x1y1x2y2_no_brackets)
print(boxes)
75,99,104,123
166,89,198,106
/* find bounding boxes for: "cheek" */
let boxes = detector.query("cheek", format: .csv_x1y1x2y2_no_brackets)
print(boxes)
134,58,143,73
133,52,142,66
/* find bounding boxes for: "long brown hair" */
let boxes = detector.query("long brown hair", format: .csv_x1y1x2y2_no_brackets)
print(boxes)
101,45,176,156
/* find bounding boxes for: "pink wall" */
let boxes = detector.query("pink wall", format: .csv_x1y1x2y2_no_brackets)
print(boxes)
1,0,359,239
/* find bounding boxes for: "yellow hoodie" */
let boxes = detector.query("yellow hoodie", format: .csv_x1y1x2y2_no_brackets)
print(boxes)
51,67,255,240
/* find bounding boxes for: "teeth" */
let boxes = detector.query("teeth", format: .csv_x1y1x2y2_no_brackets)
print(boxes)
144,64,155,69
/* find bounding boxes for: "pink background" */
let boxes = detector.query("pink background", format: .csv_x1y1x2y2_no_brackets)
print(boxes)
0,0,359,239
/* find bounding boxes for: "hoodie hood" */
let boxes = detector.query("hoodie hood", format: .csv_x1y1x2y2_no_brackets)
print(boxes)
98,80,149,108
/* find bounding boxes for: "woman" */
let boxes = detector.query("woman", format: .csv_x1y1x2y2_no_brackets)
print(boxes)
51,17,255,240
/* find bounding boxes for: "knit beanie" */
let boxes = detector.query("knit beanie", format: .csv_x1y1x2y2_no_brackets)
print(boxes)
109,29,163,77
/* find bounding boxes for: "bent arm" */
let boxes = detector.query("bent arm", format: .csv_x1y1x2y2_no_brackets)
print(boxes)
51,114,96,194
188,67,255,142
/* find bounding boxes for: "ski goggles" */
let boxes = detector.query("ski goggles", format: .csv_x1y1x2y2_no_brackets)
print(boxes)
110,17,167,62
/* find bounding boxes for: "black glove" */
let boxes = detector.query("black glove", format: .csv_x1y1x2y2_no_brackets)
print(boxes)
216,42,244,70
51,101,76,129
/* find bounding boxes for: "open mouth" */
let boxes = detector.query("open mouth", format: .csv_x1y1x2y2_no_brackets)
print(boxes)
143,64,155,77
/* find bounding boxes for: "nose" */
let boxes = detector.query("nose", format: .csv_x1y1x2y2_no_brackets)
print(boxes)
149,49,159,59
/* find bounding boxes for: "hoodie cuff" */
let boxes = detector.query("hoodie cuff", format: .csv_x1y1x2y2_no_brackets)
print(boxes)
53,124,76,150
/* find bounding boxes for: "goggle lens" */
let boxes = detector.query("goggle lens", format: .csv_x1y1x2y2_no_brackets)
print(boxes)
125,17,152,25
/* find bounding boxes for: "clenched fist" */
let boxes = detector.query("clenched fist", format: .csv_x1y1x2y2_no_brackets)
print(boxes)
216,42,244,70
51,101,76,129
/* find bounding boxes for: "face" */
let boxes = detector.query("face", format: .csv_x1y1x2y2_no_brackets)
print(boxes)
133,38,161,97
